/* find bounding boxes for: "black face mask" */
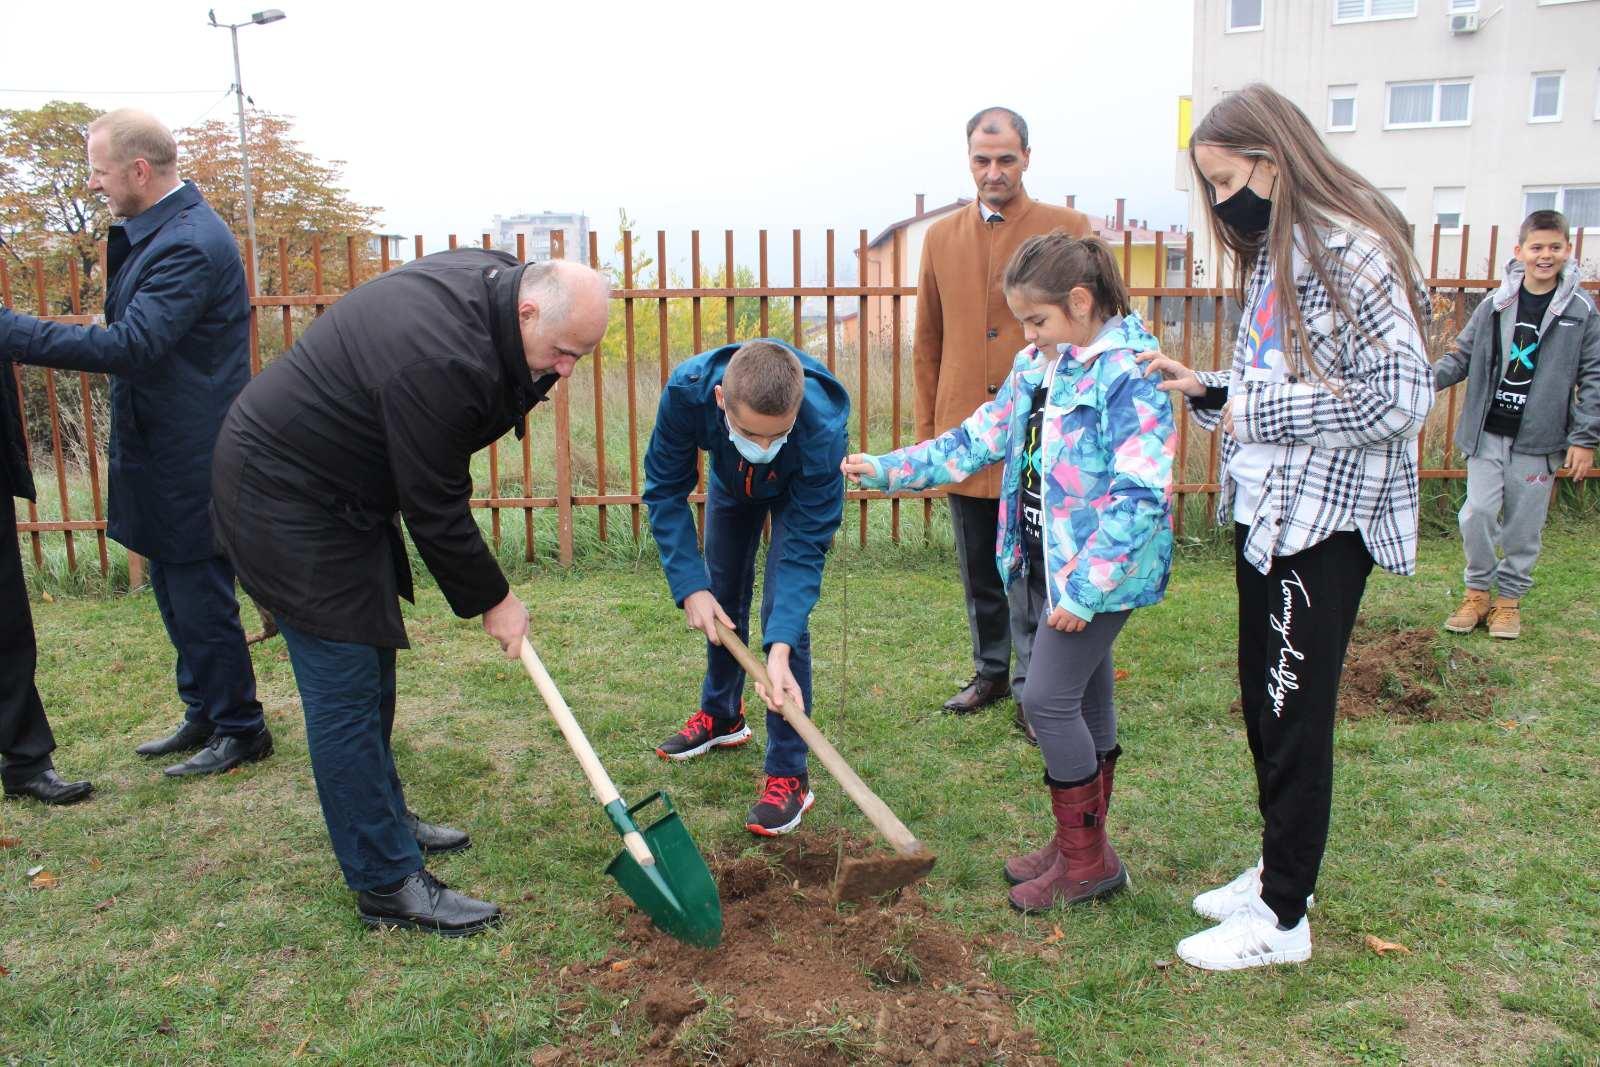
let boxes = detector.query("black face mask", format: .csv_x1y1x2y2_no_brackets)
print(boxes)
1214,161,1273,237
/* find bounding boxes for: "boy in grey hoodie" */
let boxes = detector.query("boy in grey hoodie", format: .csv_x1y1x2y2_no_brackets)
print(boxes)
1434,209,1599,638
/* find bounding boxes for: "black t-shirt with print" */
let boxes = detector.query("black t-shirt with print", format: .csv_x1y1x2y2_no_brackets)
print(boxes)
1484,284,1556,438
1021,382,1047,584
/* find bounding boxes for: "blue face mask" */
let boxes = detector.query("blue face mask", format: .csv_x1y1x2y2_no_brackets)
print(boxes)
728,427,788,465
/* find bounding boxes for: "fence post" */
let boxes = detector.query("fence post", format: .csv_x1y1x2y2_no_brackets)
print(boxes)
551,230,575,566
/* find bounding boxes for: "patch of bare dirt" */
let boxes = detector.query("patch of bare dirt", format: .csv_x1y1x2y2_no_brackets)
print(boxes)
546,831,1050,1066
1337,625,1498,721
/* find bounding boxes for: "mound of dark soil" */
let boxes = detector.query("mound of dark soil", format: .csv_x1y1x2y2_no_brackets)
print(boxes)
1337,625,1498,721
546,832,1051,1066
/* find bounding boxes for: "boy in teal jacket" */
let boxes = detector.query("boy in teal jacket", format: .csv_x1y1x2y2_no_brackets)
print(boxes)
644,339,849,835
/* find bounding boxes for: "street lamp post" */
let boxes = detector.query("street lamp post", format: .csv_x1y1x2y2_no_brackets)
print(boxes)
207,8,286,281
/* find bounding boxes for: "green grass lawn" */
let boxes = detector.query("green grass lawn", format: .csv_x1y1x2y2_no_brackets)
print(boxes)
2,520,1598,1065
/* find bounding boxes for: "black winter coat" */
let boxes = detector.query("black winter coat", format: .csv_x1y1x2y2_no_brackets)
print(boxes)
211,249,554,647
0,182,250,560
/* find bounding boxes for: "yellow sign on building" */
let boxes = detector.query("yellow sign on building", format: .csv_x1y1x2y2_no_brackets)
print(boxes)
1177,95,1193,150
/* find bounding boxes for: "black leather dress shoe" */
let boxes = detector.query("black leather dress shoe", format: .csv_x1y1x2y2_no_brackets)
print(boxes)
4,769,94,805
135,720,213,758
942,674,1010,714
357,869,501,936
163,726,273,777
403,810,471,855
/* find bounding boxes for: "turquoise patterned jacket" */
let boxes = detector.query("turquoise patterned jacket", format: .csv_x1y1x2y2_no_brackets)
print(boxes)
859,313,1175,621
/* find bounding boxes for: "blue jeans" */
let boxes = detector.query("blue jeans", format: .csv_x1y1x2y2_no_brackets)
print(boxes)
148,556,264,737
700,482,812,777
276,621,422,891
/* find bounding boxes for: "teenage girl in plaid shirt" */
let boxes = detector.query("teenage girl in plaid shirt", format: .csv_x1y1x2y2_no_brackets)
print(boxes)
1141,83,1434,971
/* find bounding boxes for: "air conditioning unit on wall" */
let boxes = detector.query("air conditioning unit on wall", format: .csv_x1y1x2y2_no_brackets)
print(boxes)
1450,13,1480,33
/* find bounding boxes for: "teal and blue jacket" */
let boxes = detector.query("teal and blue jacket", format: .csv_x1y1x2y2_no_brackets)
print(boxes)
644,340,850,649
859,313,1175,621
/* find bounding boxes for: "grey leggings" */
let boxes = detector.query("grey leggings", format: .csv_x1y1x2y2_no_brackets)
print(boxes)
1020,608,1130,783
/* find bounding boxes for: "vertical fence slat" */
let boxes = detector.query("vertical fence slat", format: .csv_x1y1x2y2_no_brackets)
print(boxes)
246,238,261,375
514,233,535,559
691,231,703,353
33,263,74,573
65,259,109,576
550,230,574,565
825,230,837,375
481,232,501,551
589,231,609,543
758,230,770,337
311,236,325,318
890,227,903,544
857,229,870,548
1174,232,1192,539
623,231,641,541
792,229,804,350
277,237,292,353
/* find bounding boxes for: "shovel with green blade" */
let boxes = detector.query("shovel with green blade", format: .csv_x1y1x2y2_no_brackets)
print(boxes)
519,638,722,949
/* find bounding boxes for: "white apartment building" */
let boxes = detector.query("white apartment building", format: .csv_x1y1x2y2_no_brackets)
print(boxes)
1183,0,1600,278
489,211,591,263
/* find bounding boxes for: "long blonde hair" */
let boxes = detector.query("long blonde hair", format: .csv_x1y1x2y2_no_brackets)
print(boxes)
1189,83,1427,380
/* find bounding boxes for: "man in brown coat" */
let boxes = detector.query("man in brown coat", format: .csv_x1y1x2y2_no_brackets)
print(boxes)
913,106,1092,727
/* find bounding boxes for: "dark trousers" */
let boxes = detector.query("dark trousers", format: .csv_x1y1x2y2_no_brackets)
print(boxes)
277,620,422,892
1235,525,1372,927
700,481,813,777
148,556,264,737
1,492,56,789
948,494,1037,686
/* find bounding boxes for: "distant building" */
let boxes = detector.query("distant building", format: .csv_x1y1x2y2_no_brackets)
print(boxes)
854,193,971,350
1184,0,1600,276
368,233,407,267
490,211,591,262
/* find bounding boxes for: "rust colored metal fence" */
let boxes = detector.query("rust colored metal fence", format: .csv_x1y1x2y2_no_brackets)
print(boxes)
6,222,1594,585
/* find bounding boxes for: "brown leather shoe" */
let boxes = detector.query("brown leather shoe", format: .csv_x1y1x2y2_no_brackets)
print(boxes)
1444,588,1491,634
943,674,1010,714
1487,596,1521,639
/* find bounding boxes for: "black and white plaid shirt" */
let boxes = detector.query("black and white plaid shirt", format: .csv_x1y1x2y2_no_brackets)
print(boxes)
1190,228,1434,576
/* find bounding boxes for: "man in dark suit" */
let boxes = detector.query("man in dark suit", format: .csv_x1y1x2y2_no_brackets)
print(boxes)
0,109,270,777
1,352,94,805
212,250,608,935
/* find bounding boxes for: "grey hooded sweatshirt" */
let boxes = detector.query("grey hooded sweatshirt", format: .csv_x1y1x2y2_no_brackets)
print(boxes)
1434,259,1600,458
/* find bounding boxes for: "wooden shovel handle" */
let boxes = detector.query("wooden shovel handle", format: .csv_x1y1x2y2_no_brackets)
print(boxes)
520,638,655,868
713,621,925,857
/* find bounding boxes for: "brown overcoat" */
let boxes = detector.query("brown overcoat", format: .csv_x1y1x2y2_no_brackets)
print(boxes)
912,195,1093,497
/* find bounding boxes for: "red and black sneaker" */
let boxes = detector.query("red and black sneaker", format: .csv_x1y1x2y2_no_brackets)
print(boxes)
745,773,815,837
655,709,752,761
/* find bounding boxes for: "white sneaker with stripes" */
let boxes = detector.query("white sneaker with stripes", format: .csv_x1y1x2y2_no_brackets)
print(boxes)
1192,858,1314,921
1177,891,1311,971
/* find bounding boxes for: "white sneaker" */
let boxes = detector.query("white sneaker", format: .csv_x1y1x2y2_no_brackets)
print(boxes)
1177,892,1311,971
1191,858,1314,921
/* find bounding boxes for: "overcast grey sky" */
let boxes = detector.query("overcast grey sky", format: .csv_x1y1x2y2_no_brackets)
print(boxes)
3,0,1195,281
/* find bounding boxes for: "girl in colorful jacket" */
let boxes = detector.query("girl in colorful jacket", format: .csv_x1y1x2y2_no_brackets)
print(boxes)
843,234,1176,915
1141,83,1433,972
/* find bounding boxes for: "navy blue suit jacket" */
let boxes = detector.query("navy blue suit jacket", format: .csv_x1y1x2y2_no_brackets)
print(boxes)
0,181,251,561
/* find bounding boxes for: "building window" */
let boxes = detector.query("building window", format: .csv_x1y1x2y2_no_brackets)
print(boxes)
1335,0,1417,23
1328,86,1358,131
1448,0,1477,8
1226,0,1263,31
1530,72,1564,122
1432,187,1465,233
1386,79,1472,128
1524,185,1600,228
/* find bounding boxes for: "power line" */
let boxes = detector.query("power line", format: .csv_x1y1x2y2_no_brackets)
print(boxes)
0,87,226,96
